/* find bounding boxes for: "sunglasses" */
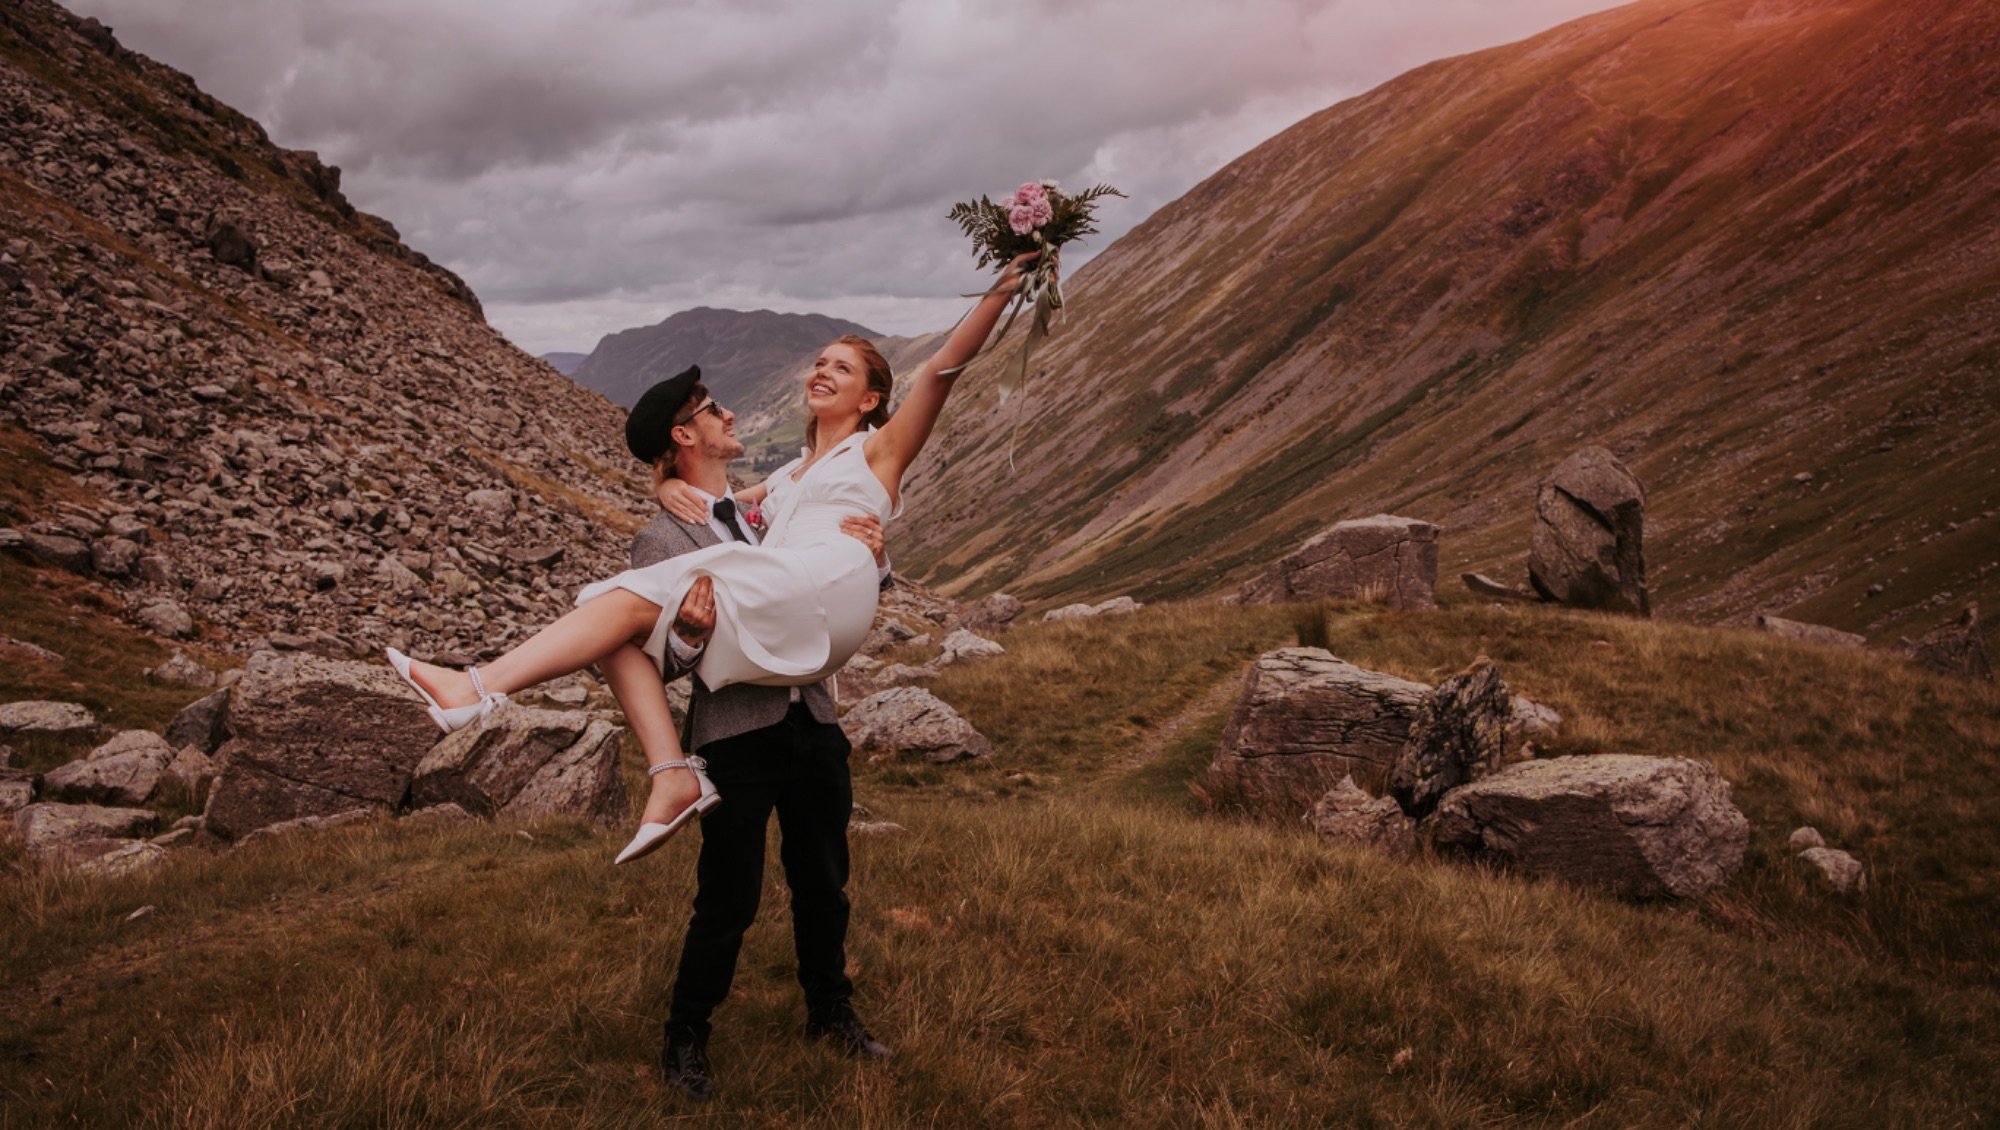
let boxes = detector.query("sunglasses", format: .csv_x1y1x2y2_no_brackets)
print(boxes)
677,398,726,424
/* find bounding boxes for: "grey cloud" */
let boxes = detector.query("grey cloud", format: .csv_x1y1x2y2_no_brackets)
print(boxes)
68,0,1623,351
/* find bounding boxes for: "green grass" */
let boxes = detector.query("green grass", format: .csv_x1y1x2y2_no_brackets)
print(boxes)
3,601,1999,1126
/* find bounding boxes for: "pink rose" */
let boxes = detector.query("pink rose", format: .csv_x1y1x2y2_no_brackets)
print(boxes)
1008,204,1037,235
1028,196,1053,227
742,501,765,530
1013,181,1049,207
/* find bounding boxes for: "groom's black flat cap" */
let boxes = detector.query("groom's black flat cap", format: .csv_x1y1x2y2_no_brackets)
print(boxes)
625,364,701,462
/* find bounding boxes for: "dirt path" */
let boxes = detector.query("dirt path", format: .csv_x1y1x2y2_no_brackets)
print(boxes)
1111,673,1244,775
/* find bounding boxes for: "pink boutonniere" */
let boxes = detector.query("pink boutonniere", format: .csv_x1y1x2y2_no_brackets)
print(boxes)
741,501,765,531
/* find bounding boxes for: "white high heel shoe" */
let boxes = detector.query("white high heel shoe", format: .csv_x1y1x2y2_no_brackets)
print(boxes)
614,756,721,865
385,647,509,734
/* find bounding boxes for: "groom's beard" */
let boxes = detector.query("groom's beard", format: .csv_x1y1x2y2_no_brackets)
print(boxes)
703,435,745,462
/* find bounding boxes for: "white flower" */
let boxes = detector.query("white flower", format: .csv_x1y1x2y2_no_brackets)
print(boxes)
1039,179,1060,191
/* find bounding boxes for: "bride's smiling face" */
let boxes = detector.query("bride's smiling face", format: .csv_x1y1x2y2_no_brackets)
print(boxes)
805,343,879,420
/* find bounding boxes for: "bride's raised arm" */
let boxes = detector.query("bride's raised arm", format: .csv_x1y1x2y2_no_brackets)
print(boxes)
864,251,1042,487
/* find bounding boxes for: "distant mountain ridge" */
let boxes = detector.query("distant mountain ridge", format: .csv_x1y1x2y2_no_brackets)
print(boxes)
890,0,1999,646
540,351,586,376
570,307,877,408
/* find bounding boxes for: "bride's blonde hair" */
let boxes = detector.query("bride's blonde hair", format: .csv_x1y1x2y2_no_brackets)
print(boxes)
805,335,893,453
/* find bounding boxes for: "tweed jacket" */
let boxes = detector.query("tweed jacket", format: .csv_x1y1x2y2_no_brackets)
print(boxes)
628,511,839,752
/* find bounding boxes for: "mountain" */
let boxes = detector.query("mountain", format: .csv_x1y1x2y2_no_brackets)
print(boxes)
540,351,587,376
892,0,1999,645
569,307,877,409
0,0,647,662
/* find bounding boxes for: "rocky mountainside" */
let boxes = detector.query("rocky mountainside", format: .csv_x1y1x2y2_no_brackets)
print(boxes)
893,0,1999,644
569,306,877,409
0,0,650,663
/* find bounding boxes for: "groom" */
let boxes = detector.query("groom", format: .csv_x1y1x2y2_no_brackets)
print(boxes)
623,365,893,1102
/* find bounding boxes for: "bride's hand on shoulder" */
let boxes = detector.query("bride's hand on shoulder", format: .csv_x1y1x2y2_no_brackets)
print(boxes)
656,478,709,524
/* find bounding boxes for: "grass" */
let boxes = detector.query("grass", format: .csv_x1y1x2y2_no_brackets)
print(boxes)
3,600,1998,1126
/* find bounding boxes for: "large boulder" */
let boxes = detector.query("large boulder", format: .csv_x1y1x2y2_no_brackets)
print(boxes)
1238,515,1440,610
1429,755,1748,899
1527,446,1650,616
202,652,440,841
1389,659,1512,818
13,802,156,865
1197,649,1429,819
1902,603,1992,682
841,688,994,763
410,703,626,824
0,700,99,740
42,730,176,806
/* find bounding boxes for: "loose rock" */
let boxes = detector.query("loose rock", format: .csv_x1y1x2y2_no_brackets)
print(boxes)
42,729,176,806
841,688,994,763
163,687,231,754
1305,774,1417,857
1798,846,1866,893
411,702,627,824
1902,603,1992,682
13,801,156,865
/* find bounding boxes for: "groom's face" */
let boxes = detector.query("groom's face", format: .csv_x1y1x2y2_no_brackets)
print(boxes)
679,396,745,463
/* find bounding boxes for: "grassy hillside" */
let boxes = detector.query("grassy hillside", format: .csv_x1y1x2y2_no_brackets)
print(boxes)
5,600,1996,1126
890,0,1999,651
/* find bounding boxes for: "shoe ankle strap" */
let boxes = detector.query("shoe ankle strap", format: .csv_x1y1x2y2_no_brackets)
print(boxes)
646,755,707,776
468,666,488,699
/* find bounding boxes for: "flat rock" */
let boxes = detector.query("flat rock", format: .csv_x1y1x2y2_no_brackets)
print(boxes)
1430,754,1748,899
234,807,376,848
202,651,440,841
1197,648,1428,820
1462,573,1533,600
1754,614,1865,649
841,687,994,763
75,840,168,879
1527,446,1650,616
13,801,156,865
0,700,99,739
1239,515,1441,609
1305,774,1417,857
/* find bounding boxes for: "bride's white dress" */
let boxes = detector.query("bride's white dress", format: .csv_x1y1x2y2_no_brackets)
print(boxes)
573,428,896,690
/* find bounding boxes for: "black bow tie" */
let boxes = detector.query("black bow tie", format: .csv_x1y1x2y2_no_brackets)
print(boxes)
711,498,750,542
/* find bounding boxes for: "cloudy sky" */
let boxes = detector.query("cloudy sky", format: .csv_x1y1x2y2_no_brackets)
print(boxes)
68,0,1623,356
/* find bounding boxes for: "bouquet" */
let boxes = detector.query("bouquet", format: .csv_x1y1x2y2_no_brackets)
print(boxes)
948,180,1123,405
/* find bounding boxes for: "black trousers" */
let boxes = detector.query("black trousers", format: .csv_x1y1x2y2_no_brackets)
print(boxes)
665,702,855,1043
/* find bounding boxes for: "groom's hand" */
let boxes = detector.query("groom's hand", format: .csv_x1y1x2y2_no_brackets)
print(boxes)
840,515,888,567
673,576,716,648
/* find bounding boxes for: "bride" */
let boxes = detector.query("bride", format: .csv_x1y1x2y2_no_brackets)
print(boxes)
387,251,1043,863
